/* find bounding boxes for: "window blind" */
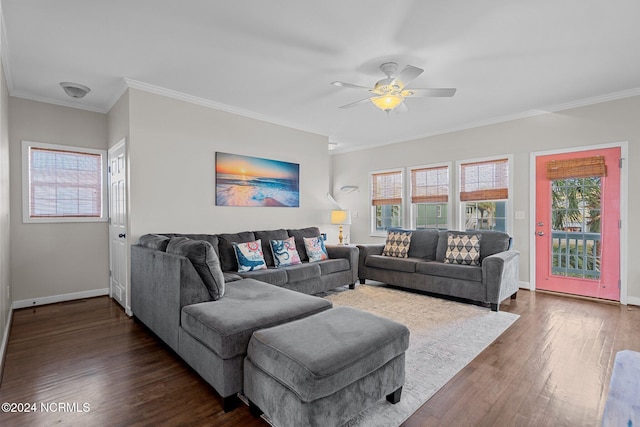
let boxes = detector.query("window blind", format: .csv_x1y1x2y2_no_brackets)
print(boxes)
460,158,509,201
411,166,449,203
29,147,103,218
371,170,402,206
546,156,607,180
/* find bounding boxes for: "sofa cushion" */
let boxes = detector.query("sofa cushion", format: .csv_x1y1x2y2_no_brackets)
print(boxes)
223,272,243,283
407,229,440,260
162,234,219,256
474,230,512,261
288,227,322,262
138,234,170,251
166,237,225,300
365,254,417,273
269,236,302,267
217,231,257,272
444,233,481,266
317,258,350,275
233,240,268,272
382,229,412,258
237,268,288,286
180,278,332,359
303,236,329,262
416,261,483,282
255,229,290,267
282,263,321,283
436,230,511,263
247,306,410,402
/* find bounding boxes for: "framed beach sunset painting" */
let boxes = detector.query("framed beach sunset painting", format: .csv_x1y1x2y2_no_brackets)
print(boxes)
215,152,300,207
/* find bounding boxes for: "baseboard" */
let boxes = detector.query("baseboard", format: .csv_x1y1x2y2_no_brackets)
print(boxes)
626,296,640,307
12,288,110,309
519,281,531,290
0,307,12,385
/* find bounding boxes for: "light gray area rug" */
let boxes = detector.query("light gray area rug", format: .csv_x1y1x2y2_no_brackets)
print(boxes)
321,284,520,427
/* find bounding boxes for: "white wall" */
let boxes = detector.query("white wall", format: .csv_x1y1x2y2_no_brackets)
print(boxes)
127,88,333,241
331,96,640,301
123,88,334,310
108,88,129,149
0,60,11,368
8,98,110,303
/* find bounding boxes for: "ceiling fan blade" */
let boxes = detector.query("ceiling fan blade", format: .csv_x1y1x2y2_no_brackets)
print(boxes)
339,97,372,109
331,81,372,91
394,102,409,114
390,65,424,89
403,88,457,97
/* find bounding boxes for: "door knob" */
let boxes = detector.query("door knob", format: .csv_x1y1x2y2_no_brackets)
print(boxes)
118,233,126,238
536,231,544,236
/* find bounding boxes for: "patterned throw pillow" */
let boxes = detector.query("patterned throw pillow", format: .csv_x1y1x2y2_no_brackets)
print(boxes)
232,240,267,272
303,236,329,262
382,230,412,258
270,236,302,267
444,233,481,266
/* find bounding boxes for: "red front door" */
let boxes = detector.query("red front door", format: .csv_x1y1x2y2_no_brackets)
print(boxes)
535,147,620,300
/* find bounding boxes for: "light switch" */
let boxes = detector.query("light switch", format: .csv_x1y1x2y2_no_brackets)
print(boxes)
515,211,526,220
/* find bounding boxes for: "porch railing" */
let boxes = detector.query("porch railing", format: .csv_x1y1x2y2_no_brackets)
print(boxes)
551,231,601,279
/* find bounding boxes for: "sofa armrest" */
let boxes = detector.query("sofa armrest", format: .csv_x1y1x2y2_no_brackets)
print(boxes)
325,244,359,284
355,244,385,280
131,245,211,351
482,249,520,310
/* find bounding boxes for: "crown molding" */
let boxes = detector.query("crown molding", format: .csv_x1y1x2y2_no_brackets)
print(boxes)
123,78,328,136
333,87,640,154
102,78,129,113
9,89,107,113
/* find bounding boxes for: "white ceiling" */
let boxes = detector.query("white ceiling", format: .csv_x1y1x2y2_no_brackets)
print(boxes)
3,0,640,152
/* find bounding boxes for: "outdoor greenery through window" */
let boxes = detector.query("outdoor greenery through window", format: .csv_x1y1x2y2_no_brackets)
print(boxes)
371,170,403,233
23,141,106,222
411,165,449,229
550,177,602,279
460,158,509,232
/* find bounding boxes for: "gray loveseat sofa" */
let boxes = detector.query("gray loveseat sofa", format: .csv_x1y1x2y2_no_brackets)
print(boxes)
357,229,520,311
131,227,359,411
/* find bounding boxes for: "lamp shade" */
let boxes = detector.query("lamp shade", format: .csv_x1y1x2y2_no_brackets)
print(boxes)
330,210,352,225
371,95,404,112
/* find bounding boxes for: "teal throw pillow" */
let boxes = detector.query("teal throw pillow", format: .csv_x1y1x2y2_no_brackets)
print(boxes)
232,240,268,272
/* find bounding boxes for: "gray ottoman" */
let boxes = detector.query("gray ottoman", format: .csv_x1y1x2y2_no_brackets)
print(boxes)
244,306,410,427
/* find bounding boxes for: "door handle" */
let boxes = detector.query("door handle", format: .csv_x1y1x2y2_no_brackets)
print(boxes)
118,233,126,238
536,231,544,236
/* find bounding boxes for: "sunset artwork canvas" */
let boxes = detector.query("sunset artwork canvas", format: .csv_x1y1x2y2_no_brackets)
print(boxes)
215,152,300,207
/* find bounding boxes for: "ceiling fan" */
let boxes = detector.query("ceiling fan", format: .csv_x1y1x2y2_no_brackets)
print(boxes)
331,62,456,113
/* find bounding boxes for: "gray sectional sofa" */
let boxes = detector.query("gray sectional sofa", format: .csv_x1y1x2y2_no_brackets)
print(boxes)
131,227,359,411
357,229,520,311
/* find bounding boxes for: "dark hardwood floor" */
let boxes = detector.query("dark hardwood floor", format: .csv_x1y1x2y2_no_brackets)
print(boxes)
0,290,638,426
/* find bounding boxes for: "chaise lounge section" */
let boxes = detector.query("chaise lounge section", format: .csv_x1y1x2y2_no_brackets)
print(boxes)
131,227,359,411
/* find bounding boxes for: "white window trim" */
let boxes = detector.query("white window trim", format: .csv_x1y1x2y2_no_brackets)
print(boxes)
369,167,404,237
455,154,514,233
22,140,108,223
407,161,452,229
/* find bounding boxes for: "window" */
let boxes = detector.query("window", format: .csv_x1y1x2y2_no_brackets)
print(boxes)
371,169,403,234
22,141,107,223
459,157,510,232
410,164,449,229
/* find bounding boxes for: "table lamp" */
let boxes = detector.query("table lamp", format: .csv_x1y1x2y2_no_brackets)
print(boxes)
330,210,352,245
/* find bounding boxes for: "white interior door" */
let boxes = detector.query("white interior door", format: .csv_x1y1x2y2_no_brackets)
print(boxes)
108,139,129,313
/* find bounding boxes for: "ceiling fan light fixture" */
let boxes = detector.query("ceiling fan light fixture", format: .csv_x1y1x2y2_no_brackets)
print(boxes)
371,95,404,112
60,82,91,99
